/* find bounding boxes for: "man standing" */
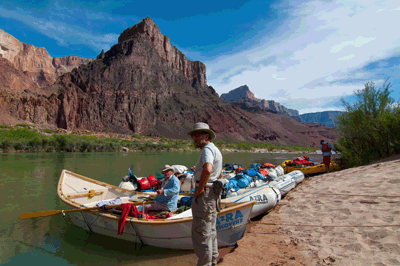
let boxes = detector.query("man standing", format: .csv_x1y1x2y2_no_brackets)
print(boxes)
320,140,335,173
188,122,223,266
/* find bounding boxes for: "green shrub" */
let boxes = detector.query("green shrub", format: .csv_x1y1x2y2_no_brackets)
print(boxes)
15,124,30,128
336,79,400,167
27,138,42,151
52,135,68,151
41,129,55,134
2,128,41,140
0,139,11,150
13,141,27,151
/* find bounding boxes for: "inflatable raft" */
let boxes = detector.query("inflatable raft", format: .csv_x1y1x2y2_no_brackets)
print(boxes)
281,160,341,175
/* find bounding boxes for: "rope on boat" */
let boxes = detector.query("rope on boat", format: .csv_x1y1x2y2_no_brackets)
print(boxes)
294,192,400,198
79,212,93,233
62,211,80,227
130,218,145,249
258,222,400,228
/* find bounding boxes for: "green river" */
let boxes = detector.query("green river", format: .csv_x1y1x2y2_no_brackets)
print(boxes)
0,151,318,265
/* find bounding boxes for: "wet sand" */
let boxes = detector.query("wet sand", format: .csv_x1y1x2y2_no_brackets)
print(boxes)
220,155,400,266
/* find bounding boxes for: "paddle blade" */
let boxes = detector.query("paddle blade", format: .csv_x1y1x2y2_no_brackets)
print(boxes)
19,210,62,220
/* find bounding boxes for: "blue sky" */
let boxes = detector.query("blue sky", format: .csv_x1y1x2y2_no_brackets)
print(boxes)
1,0,399,114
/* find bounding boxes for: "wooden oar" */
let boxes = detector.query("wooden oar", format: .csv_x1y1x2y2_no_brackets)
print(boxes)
180,192,194,196
18,201,154,220
135,191,193,198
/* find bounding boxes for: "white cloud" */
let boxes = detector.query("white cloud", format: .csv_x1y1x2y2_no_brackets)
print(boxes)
0,5,118,54
206,0,400,113
298,106,345,115
330,37,376,54
338,54,355,61
2,0,398,114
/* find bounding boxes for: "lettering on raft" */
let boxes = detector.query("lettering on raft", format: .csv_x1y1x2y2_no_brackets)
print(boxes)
249,194,269,205
216,210,243,231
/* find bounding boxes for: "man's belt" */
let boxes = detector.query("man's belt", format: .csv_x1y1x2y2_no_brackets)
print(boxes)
195,181,214,190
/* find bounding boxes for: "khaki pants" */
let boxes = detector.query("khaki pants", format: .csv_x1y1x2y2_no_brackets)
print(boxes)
191,189,219,266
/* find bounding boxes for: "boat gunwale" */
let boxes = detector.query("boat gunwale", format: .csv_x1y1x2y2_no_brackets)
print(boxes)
57,169,256,225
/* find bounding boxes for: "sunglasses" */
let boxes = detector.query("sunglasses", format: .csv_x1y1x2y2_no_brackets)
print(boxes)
191,132,205,138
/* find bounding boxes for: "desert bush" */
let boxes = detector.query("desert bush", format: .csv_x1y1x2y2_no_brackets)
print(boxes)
15,124,30,128
0,139,11,150
26,138,42,151
336,79,400,167
2,128,41,140
41,129,55,134
52,135,68,151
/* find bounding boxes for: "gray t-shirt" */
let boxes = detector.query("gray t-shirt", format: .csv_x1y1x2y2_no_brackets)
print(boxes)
194,142,223,183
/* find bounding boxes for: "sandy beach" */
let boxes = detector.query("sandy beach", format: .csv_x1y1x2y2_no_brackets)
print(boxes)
220,155,400,266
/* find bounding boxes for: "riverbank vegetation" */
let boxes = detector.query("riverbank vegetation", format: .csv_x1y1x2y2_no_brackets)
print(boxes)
335,79,400,168
0,125,317,153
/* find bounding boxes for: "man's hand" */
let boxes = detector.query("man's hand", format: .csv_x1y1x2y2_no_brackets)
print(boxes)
195,187,204,199
195,163,212,199
156,188,164,195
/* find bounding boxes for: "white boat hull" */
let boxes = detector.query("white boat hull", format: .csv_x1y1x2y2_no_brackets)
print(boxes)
66,206,251,249
118,168,304,219
286,170,305,185
222,184,281,218
268,170,304,196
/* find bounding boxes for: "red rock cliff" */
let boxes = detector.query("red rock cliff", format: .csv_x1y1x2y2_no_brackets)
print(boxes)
0,28,93,93
0,20,337,146
118,17,206,88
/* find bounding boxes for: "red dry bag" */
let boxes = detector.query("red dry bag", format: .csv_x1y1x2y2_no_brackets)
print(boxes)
147,175,159,188
137,178,151,191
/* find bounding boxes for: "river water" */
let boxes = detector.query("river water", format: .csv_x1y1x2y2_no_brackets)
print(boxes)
0,151,318,265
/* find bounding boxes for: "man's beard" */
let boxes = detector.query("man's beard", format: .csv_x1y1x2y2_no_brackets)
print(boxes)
194,138,207,148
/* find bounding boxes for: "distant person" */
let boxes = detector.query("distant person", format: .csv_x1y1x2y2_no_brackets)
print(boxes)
137,165,180,212
188,122,223,266
320,140,335,173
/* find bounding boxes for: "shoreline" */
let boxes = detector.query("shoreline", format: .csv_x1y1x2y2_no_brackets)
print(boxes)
220,154,400,265
0,125,319,154
0,149,320,155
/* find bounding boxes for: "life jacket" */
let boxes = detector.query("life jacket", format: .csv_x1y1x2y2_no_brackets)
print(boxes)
259,168,269,177
322,143,331,152
262,163,276,168
235,167,244,174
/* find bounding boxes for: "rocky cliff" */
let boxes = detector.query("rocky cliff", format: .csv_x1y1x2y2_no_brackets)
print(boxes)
0,28,93,94
0,18,337,146
220,85,303,122
300,111,344,127
51,18,279,141
117,18,206,88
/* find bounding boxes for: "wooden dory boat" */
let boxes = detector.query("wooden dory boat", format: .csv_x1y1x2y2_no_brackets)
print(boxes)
281,160,341,175
57,170,256,250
